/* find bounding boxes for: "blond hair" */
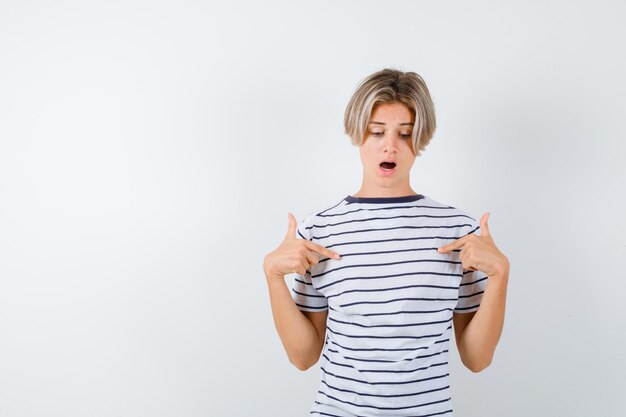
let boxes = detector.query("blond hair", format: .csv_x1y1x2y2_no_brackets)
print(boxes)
344,68,436,156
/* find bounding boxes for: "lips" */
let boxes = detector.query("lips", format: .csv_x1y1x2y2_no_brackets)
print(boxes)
378,161,397,177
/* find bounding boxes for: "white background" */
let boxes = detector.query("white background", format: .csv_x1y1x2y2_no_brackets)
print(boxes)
1,1,624,416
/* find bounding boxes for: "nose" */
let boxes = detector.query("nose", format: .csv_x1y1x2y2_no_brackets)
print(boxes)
382,134,400,153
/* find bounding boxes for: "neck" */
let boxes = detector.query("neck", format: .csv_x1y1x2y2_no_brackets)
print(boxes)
353,182,417,198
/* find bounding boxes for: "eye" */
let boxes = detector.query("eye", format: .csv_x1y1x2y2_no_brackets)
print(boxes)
399,133,412,139
370,131,384,137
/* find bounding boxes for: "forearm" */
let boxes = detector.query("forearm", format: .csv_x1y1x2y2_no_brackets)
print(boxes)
265,274,324,370
458,275,508,372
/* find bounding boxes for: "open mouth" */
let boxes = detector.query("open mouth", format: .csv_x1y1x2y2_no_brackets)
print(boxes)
380,162,396,171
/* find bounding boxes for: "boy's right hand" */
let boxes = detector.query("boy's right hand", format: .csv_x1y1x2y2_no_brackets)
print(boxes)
263,212,341,280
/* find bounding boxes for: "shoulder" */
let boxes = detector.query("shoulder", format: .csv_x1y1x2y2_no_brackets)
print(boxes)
296,196,350,240
424,195,481,236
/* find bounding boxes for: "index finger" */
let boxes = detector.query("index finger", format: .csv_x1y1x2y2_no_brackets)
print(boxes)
304,240,341,260
437,235,469,253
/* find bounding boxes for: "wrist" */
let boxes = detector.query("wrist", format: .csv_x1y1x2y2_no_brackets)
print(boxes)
263,255,280,280
487,272,509,287
490,257,510,281
266,274,288,292
264,266,285,282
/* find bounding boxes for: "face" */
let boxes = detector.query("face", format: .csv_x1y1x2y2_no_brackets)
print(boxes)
357,102,417,196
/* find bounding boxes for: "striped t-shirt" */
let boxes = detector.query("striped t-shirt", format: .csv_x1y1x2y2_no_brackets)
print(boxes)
291,193,488,417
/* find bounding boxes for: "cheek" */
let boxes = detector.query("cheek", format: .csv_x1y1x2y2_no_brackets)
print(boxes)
359,151,369,166
359,146,377,165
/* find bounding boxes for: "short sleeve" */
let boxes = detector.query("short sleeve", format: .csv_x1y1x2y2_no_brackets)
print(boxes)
454,216,489,314
291,216,329,312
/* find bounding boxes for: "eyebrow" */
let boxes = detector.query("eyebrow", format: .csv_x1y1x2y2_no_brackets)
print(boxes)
369,121,414,126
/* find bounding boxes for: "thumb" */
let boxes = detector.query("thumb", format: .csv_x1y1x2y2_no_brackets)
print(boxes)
284,212,298,240
480,212,491,238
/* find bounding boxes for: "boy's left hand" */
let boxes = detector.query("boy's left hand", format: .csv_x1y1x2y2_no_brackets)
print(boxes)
437,213,510,280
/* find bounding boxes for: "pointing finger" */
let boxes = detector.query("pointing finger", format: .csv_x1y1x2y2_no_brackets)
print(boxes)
437,235,468,253
304,240,341,260
304,250,320,268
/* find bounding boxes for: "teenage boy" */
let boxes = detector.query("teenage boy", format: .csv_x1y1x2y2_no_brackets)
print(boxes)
264,68,510,417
